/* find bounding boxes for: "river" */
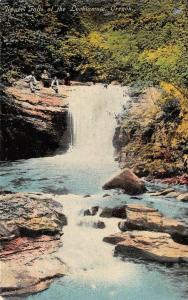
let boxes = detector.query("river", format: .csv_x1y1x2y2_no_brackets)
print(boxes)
0,85,187,300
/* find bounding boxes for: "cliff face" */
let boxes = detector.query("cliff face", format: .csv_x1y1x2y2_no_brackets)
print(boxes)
114,87,188,180
0,81,69,160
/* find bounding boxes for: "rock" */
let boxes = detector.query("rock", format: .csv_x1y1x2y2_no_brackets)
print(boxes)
91,206,99,216
103,193,110,198
103,168,146,195
118,204,188,243
100,206,127,219
83,206,99,216
164,192,181,198
0,82,68,160
0,192,67,297
150,188,175,196
112,86,187,181
84,194,91,198
177,193,188,202
93,221,105,229
105,231,188,263
111,81,120,85
0,241,66,296
84,209,91,216
0,192,67,240
159,174,188,185
100,207,113,218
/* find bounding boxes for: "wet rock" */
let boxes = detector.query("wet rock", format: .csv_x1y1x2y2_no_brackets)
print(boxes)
83,206,99,216
100,207,113,218
100,206,127,219
84,194,91,198
103,193,110,198
106,231,188,263
150,188,175,196
164,192,181,198
118,204,188,243
177,193,188,202
84,209,92,216
91,206,99,216
103,168,146,195
93,221,105,229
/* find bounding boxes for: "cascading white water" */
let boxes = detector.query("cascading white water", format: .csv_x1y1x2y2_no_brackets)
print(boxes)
52,85,135,284
68,84,128,163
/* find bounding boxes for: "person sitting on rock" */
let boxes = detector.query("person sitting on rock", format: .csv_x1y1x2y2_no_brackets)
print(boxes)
51,76,59,94
41,69,50,87
25,72,38,93
64,72,71,86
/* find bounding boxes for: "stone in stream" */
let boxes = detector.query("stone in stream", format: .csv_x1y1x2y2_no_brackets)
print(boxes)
177,193,188,202
0,192,67,297
118,204,188,244
149,188,175,196
103,193,110,198
83,206,99,216
104,231,188,263
103,168,146,195
164,191,181,198
100,206,127,219
93,221,105,229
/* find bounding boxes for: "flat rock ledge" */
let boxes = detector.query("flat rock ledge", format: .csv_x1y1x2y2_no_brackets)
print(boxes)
0,192,67,297
104,231,188,263
150,188,188,202
119,204,188,244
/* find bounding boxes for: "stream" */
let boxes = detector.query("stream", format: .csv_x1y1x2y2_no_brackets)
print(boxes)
0,85,188,300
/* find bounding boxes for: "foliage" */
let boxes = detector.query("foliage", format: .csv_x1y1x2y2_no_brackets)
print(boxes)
1,0,188,93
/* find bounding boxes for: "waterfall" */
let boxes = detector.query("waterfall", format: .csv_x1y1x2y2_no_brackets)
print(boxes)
67,84,127,164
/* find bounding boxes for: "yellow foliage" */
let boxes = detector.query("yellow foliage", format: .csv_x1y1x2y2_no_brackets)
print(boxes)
140,44,182,64
176,116,188,138
160,81,188,114
87,32,107,48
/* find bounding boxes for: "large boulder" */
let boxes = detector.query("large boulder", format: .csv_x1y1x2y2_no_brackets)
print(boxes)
103,168,146,195
104,231,188,263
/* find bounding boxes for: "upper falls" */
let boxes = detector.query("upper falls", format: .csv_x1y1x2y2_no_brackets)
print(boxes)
67,84,128,165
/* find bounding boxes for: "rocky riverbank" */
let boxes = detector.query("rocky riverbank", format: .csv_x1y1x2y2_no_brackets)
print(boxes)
84,192,188,264
113,86,188,182
103,203,188,263
0,80,70,160
0,192,67,297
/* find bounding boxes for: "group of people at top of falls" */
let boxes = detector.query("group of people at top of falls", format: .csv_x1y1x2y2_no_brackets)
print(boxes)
25,70,71,94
